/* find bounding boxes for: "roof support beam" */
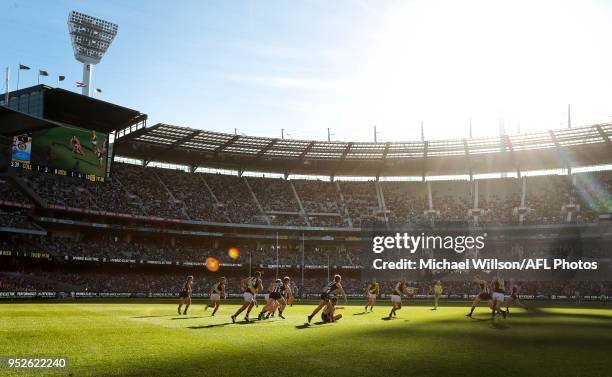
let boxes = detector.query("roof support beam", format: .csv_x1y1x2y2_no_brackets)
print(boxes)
549,130,570,170
252,139,279,161
463,138,472,179
331,142,353,180
114,121,157,145
152,130,201,161
285,141,316,176
502,135,520,177
214,134,241,154
549,130,560,148
240,139,279,173
376,142,391,180
595,124,611,145
421,141,428,181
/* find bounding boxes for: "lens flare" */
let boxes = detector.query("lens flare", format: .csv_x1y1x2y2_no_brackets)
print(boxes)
228,247,240,260
206,256,220,272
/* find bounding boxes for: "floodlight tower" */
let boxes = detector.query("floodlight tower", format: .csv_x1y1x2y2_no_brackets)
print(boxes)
68,11,118,96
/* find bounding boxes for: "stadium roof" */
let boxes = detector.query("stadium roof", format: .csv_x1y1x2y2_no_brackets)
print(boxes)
4,85,147,134
114,123,612,177
0,106,64,137
43,87,146,134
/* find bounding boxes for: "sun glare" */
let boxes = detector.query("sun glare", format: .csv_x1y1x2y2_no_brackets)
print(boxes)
339,0,612,141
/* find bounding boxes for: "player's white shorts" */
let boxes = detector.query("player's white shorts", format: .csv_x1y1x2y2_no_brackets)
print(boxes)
391,295,402,303
243,292,255,302
492,292,505,303
264,294,270,301
210,293,220,301
368,293,376,300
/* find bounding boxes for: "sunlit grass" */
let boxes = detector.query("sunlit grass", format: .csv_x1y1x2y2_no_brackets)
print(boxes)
0,301,610,377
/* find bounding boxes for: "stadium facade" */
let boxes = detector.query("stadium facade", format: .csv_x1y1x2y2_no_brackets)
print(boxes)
0,85,610,300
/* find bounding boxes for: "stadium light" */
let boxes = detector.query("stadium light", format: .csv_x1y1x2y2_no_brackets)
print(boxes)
67,11,118,97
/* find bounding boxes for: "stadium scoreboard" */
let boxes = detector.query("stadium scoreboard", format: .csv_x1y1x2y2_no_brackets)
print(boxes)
9,160,105,182
11,125,109,182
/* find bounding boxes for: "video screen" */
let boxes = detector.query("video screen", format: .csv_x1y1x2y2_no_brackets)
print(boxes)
11,125,108,181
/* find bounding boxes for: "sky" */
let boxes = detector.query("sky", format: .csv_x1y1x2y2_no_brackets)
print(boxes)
4,0,612,142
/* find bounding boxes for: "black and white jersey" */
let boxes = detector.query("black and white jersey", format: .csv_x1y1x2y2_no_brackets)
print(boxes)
271,281,283,293
324,281,340,294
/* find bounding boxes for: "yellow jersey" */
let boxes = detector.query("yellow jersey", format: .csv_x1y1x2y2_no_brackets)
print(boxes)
433,283,443,294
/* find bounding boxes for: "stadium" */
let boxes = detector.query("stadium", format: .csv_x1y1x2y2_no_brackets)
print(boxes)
1,3,612,377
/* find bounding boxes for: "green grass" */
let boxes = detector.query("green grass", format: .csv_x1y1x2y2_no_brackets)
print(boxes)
0,300,611,377
32,126,106,176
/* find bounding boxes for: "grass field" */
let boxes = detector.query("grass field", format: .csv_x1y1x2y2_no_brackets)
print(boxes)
1,300,611,377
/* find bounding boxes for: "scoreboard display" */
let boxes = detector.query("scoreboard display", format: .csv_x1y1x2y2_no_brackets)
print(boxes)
11,125,108,182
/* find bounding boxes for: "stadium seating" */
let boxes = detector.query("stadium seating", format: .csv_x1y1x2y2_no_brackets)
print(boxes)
5,165,612,228
382,181,428,224
1,164,611,300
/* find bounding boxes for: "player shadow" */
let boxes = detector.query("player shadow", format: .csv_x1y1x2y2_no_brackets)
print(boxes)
170,316,203,320
188,322,231,330
295,322,332,330
252,319,288,326
490,321,511,330
466,316,493,322
353,312,371,316
381,316,395,321
236,320,259,325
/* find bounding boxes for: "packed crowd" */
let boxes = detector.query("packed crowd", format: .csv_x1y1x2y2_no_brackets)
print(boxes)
0,271,240,294
339,181,380,227
293,179,349,227
4,164,612,228
247,177,300,213
0,177,30,204
382,181,428,224
0,234,362,267
154,168,228,222
0,208,39,230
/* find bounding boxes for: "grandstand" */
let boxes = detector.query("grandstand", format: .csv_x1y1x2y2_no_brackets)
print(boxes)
0,84,611,299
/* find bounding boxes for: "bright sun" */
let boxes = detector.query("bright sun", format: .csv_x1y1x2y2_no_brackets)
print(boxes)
337,0,612,141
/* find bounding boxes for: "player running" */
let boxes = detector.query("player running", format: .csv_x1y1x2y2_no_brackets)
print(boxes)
466,275,492,317
262,280,273,314
432,280,443,310
261,279,278,318
307,274,347,324
90,131,98,150
505,284,528,313
388,279,415,319
70,135,84,155
204,277,226,316
258,279,287,320
321,297,344,323
231,271,263,323
364,279,379,312
267,276,294,319
491,277,508,319
177,275,193,316
288,280,298,305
